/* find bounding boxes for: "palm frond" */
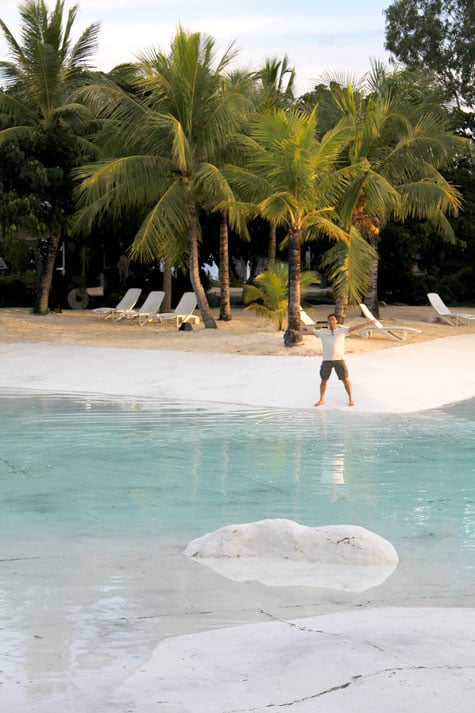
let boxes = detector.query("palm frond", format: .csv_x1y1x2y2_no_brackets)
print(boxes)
0,124,36,146
397,178,461,232
68,23,101,69
243,261,319,330
0,91,36,125
0,20,26,74
130,181,189,264
243,264,288,330
302,211,351,245
321,228,376,303
0,1,99,129
222,163,271,203
73,155,173,228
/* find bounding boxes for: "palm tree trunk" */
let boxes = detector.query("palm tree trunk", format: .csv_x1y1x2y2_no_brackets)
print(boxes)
268,222,277,261
33,233,60,314
284,227,303,345
187,191,217,328
162,259,173,312
364,233,380,318
219,212,232,321
334,295,348,324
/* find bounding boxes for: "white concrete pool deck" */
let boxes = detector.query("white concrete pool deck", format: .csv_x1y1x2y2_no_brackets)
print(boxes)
2,337,475,712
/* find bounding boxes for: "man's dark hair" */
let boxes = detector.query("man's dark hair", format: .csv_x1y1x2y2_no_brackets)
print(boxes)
327,313,338,320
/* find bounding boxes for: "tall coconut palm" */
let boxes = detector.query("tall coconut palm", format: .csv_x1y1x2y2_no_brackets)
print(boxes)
223,107,367,344
255,56,296,262
0,0,100,313
211,69,254,322
326,69,465,317
74,27,250,328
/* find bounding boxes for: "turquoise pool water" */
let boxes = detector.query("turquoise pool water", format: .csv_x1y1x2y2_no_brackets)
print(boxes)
1,393,474,712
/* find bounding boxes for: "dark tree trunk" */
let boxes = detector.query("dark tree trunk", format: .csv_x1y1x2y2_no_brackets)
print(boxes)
268,222,277,261
33,233,60,314
364,232,380,318
283,227,303,346
187,190,217,328
334,295,348,324
219,212,232,321
162,259,172,313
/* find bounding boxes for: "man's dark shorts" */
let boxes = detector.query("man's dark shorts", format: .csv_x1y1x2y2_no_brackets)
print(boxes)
320,360,348,381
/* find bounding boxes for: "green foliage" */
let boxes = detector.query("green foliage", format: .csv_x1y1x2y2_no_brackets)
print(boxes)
0,128,82,239
0,0,100,312
320,230,376,303
223,107,355,333
0,0,100,126
74,27,249,266
73,26,255,327
0,272,37,306
317,69,468,313
243,261,319,330
0,231,32,272
377,132,475,305
384,0,475,109
379,215,475,305
255,56,296,111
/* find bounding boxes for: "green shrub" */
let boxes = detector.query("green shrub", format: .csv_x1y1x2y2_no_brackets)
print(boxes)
243,261,319,330
0,273,36,307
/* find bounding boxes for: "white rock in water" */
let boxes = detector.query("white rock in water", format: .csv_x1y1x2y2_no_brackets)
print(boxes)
184,518,398,591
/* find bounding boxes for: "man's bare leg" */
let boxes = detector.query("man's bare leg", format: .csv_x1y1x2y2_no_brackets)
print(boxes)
314,379,328,406
343,378,354,406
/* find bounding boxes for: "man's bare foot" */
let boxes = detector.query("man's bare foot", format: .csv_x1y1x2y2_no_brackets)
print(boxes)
348,401,355,407
314,400,325,407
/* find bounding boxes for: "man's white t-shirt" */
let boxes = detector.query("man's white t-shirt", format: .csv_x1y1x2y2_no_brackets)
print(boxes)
314,326,349,361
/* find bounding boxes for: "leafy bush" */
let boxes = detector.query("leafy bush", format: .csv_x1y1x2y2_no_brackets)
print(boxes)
0,273,37,307
243,261,319,330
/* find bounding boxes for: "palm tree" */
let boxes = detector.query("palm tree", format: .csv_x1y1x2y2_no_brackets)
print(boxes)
211,69,254,322
256,56,296,112
223,107,360,345
255,56,296,262
320,228,376,322
0,0,100,313
326,69,465,317
243,260,318,330
74,27,250,328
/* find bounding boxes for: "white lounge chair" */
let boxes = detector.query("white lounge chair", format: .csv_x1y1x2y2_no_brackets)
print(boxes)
427,292,475,326
300,306,316,326
147,291,200,329
92,288,142,320
112,290,165,325
358,303,422,342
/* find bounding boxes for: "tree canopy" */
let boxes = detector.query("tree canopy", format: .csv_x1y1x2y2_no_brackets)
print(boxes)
0,0,100,312
384,0,475,109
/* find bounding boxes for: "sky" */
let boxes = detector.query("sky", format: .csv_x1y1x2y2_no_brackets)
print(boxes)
0,0,393,96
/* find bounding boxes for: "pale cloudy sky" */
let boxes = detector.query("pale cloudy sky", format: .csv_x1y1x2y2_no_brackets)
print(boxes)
0,0,393,95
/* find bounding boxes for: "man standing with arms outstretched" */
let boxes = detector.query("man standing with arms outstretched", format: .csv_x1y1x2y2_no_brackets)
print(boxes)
305,313,374,407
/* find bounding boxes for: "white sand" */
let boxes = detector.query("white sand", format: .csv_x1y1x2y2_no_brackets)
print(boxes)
2,326,475,712
1,333,475,411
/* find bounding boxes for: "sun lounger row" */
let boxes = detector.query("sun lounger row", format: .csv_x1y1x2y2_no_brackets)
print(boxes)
93,289,199,328
301,292,474,341
96,288,471,333
300,304,421,341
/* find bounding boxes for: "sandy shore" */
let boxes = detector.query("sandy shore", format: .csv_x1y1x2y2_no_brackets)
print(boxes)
2,304,475,412
2,303,475,356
